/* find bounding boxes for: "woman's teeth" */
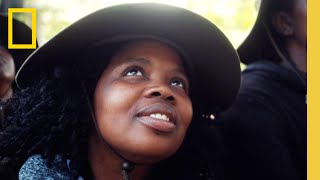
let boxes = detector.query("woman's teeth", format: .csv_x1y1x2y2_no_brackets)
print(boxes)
149,113,170,121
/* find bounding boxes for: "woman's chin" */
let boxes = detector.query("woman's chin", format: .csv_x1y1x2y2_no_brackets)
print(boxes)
118,147,178,165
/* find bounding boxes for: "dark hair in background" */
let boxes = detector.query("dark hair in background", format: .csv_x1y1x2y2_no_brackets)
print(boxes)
0,43,218,179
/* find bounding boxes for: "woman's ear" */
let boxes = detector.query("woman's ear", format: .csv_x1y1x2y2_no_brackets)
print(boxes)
272,12,294,36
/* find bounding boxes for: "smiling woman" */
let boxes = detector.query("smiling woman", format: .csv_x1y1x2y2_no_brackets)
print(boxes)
92,40,193,166
0,3,240,180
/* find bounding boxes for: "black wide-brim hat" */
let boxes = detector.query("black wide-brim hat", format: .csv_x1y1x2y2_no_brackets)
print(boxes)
0,13,37,70
16,3,241,113
237,0,279,64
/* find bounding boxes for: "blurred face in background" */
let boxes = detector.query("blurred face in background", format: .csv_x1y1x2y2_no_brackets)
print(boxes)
0,47,15,101
288,0,307,72
291,0,307,49
272,0,307,72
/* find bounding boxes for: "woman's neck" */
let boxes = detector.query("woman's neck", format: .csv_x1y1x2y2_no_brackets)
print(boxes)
88,133,151,180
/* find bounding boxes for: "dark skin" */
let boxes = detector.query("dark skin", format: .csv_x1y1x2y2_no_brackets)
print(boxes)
0,47,15,102
272,0,306,72
89,40,193,180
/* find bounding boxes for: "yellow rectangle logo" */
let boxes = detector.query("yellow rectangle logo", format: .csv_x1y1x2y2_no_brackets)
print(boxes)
8,8,36,49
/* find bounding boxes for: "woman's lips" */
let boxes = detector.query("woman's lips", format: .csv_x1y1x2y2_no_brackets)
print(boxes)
137,116,176,132
136,103,177,132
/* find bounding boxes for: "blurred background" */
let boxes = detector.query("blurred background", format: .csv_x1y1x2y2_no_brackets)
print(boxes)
1,0,259,48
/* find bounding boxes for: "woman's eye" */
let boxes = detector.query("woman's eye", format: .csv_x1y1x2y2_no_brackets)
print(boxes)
125,67,143,76
171,80,184,89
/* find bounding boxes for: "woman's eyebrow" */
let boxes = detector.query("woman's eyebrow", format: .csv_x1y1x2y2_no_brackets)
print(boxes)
170,67,188,77
122,57,151,65
111,57,151,71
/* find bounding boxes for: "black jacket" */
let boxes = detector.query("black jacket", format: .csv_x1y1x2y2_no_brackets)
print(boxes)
206,61,306,180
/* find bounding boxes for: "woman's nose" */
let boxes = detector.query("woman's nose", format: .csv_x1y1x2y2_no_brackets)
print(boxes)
143,83,175,102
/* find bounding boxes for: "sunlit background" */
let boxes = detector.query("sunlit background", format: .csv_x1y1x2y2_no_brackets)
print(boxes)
0,0,260,49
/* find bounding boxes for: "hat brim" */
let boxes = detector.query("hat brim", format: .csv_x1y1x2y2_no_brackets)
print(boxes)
0,13,37,70
16,3,241,113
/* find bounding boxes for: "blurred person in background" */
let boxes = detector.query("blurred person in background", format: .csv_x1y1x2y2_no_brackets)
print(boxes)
0,46,14,105
1,13,36,180
205,0,306,180
0,13,36,128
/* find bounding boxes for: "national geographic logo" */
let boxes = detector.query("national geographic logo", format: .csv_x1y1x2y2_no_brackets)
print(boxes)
8,8,36,49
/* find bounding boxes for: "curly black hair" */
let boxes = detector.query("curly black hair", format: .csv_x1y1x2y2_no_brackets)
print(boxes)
0,68,93,175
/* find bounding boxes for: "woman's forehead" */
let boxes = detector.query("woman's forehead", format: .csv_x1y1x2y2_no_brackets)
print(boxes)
109,40,185,67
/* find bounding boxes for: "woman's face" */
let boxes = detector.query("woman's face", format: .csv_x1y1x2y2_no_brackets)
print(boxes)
93,40,193,164
291,0,306,48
